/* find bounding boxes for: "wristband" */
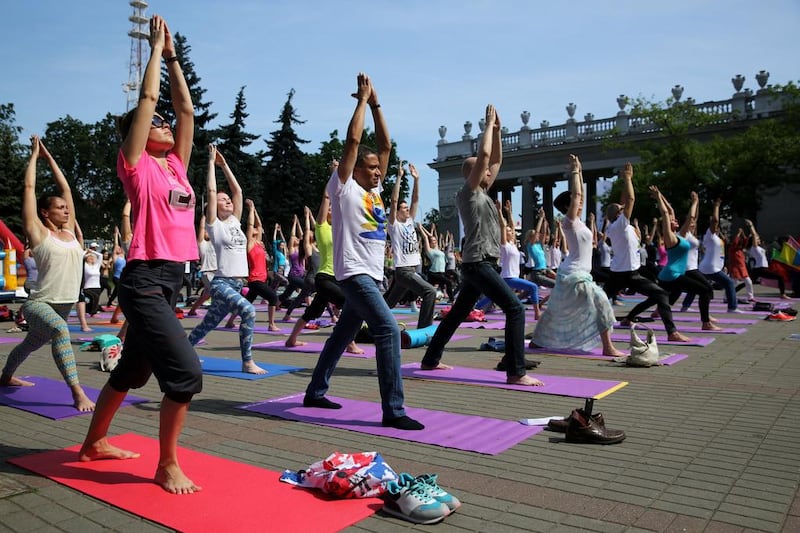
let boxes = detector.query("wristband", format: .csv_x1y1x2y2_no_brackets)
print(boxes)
370,103,381,109
166,56,179,64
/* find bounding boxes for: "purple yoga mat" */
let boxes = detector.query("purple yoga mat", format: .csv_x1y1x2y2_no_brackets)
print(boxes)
668,314,757,324
526,346,688,365
215,325,292,335
458,321,506,330
238,393,543,455
610,333,714,346
252,340,375,358
0,337,21,344
615,323,747,334
400,363,627,398
0,376,148,420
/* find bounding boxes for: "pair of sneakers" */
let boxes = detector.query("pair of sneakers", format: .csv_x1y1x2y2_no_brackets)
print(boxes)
382,472,461,524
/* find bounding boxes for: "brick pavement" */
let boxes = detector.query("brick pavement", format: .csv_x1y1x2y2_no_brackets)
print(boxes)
1,287,799,532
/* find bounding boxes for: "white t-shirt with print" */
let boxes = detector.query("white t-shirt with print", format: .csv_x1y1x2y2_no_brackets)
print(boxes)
388,218,421,268
207,216,248,278
328,170,386,282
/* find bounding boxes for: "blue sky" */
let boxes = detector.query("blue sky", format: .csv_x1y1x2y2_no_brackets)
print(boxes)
3,1,798,219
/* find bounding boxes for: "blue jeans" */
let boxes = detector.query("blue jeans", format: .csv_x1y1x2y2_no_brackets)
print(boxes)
685,270,737,311
423,261,527,376
188,277,256,362
305,274,406,419
475,276,540,309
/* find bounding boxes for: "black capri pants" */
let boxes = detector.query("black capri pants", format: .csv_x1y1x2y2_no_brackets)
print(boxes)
110,260,202,403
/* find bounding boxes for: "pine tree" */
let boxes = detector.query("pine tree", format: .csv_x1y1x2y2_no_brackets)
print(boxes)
158,33,216,194
261,89,311,227
0,104,26,236
213,87,263,211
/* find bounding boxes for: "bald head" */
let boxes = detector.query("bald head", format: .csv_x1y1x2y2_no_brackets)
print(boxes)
461,157,477,178
606,203,622,221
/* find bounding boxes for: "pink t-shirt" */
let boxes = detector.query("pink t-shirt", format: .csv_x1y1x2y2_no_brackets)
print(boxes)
118,150,199,262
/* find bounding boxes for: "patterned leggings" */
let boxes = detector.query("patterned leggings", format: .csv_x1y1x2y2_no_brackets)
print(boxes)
2,301,79,386
187,277,256,362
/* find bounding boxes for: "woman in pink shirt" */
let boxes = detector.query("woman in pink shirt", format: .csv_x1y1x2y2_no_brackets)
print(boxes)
80,15,202,495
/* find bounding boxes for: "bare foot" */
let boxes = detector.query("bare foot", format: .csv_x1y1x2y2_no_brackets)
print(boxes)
345,343,365,354
242,360,268,375
0,375,35,387
668,331,692,342
110,318,120,324
155,462,201,495
420,362,453,370
284,339,307,348
702,322,723,331
507,374,544,386
780,294,792,300
224,322,236,329
81,326,94,332
73,389,96,412
268,324,281,332
708,316,718,323
79,438,141,462
603,348,627,357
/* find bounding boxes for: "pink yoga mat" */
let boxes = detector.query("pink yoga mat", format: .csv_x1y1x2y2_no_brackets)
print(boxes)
8,433,380,533
526,346,688,365
400,363,627,398
239,393,543,455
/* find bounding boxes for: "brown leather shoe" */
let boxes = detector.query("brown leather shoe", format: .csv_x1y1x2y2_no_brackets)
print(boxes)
547,408,600,433
564,409,626,444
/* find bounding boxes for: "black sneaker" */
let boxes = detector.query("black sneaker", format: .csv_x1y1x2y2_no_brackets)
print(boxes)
495,358,540,371
382,415,424,430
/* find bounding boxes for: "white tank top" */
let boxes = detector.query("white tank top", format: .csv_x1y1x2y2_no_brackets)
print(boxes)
30,231,83,304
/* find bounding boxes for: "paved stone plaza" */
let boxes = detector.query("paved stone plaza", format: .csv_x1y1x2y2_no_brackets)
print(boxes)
1,287,799,532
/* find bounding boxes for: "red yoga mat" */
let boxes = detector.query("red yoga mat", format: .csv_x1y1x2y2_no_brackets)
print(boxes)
8,433,381,533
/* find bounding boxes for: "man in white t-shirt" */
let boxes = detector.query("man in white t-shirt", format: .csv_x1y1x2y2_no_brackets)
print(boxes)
303,73,423,431
602,163,689,342
383,162,436,328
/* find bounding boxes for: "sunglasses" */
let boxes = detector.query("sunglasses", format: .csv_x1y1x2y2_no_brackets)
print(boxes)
151,116,172,129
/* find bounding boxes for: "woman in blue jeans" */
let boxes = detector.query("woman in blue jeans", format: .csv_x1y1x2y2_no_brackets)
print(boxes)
473,198,542,320
696,198,741,313
187,144,265,374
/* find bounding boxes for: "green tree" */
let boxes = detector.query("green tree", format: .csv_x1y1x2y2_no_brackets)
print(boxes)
0,104,26,236
261,89,311,227
213,86,263,211
603,83,800,223
421,208,440,228
305,128,404,215
158,33,216,193
304,130,344,213
42,114,123,239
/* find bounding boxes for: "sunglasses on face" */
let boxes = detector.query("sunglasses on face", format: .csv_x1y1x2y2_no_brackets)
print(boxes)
151,116,172,129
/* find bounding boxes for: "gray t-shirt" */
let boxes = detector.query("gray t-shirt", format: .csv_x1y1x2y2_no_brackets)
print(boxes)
456,183,500,263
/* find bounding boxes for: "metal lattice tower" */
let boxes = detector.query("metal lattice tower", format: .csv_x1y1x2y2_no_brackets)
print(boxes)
123,0,149,111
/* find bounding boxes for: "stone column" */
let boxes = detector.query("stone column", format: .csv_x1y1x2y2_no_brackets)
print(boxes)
542,179,554,227
521,177,534,232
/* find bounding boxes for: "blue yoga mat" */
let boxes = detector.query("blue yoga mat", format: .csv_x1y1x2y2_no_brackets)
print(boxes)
199,356,303,380
68,325,118,333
